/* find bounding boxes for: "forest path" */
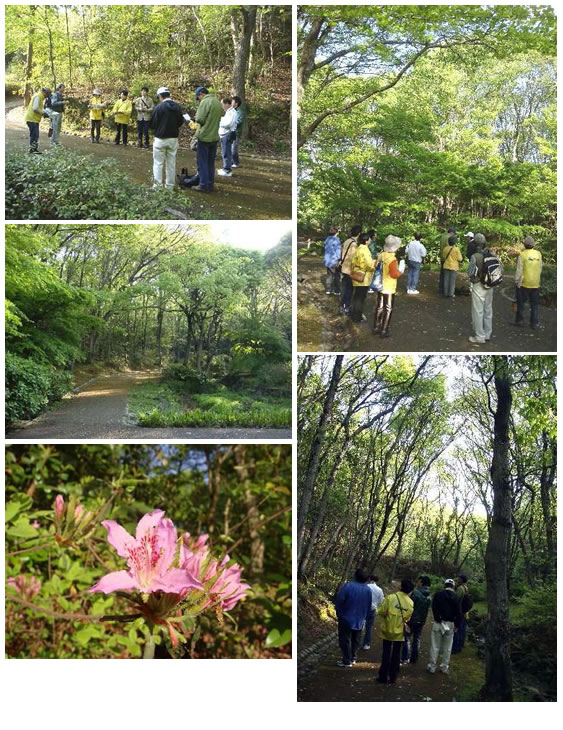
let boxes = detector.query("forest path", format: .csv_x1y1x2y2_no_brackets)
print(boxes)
6,371,291,440
298,254,557,352
298,615,456,702
5,104,291,220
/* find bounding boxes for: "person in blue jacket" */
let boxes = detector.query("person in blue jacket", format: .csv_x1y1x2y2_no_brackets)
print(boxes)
334,568,373,667
324,226,341,295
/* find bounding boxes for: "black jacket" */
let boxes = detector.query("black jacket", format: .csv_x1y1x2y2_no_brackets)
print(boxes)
431,588,462,627
149,99,184,139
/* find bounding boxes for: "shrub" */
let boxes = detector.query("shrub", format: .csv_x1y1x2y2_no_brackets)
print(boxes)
161,364,218,392
5,353,72,423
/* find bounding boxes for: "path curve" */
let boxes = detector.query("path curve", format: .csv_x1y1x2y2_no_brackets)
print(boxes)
6,372,291,440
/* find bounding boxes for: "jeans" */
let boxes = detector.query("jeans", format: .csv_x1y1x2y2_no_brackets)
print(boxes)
443,268,456,297
516,286,539,327
451,617,467,653
232,129,241,165
350,286,369,322
401,622,424,662
428,621,454,671
407,261,421,290
378,640,402,683
50,112,62,145
340,274,353,311
137,119,150,145
220,134,233,172
90,119,101,141
27,121,39,151
197,139,218,189
337,617,362,666
153,137,179,189
325,267,341,294
363,609,376,647
115,123,128,144
471,281,494,340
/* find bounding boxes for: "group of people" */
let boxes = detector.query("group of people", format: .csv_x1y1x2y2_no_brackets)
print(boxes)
334,569,472,684
24,84,245,193
323,224,544,342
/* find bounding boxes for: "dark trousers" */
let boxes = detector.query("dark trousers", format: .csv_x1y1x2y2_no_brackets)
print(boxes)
90,119,101,141
401,622,423,663
115,123,128,145
197,140,218,189
363,609,376,647
451,617,467,653
378,639,402,683
220,134,233,171
340,274,353,311
338,617,362,666
27,121,39,151
373,292,395,335
516,286,539,327
325,266,341,294
232,130,241,165
137,119,149,145
350,285,369,322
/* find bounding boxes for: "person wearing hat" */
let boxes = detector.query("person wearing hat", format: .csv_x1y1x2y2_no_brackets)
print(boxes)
88,89,106,143
464,231,477,259
515,236,542,329
441,234,463,298
149,87,185,189
24,86,51,153
193,86,222,192
427,578,462,674
111,89,132,145
373,234,405,338
134,87,154,148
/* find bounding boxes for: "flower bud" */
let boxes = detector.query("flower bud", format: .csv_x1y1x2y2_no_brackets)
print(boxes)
74,504,84,522
54,495,64,519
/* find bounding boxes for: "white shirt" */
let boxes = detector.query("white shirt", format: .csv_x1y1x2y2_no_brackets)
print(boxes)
368,582,384,611
406,240,427,263
219,107,238,136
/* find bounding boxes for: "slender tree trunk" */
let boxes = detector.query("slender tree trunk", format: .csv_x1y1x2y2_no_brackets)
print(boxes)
65,6,73,87
231,5,257,138
44,6,57,88
24,7,36,107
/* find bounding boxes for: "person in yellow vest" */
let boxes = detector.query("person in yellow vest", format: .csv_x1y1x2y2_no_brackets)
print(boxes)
373,235,405,338
111,89,132,145
24,87,51,153
441,234,463,298
377,579,414,684
349,233,375,323
515,236,543,329
88,88,106,143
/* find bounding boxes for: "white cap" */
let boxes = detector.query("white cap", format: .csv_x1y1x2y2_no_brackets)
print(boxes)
93,89,101,95
156,86,170,95
464,231,474,238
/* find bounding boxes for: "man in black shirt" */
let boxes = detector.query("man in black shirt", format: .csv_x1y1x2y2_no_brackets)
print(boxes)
464,232,477,259
149,86,185,189
427,578,462,674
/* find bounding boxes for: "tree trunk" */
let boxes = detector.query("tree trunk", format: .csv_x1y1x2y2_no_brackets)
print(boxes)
44,6,57,88
480,356,513,701
231,6,257,138
24,7,36,107
65,6,73,87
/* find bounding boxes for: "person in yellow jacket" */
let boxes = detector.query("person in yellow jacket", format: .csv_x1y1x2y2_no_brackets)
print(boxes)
339,224,361,314
377,579,414,684
349,233,375,323
24,87,51,153
111,89,132,145
373,235,405,338
515,236,542,329
88,88,106,143
441,234,463,298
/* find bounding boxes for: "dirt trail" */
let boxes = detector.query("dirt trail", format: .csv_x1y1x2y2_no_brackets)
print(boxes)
5,104,291,220
299,617,456,702
298,254,557,352
5,372,291,440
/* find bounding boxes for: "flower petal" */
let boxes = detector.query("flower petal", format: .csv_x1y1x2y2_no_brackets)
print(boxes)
135,509,166,540
151,567,202,594
102,520,135,558
156,517,178,571
88,570,138,594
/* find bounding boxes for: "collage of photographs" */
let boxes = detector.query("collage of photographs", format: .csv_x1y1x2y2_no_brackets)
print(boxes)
1,0,558,722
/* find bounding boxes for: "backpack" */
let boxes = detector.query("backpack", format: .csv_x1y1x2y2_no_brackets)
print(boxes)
480,250,503,288
461,591,473,613
177,168,200,188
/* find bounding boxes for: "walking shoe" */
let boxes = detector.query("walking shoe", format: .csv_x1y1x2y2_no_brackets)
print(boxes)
232,164,239,168
144,143,150,149
368,289,375,294
325,291,331,295
335,660,351,668
426,666,436,674
351,659,357,665
362,644,370,650
411,289,420,294
468,336,486,344
439,667,449,674
361,314,367,322
217,169,232,176
406,289,413,294
193,186,211,193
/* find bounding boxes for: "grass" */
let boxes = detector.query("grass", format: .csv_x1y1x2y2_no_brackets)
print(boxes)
128,380,291,429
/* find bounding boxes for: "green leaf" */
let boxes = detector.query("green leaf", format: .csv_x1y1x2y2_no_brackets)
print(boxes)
5,495,32,523
265,627,291,648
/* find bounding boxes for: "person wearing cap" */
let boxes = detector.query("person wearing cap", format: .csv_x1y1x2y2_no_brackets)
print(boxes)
88,89,106,143
373,234,405,338
231,96,244,167
464,231,477,259
218,97,238,177
514,236,542,329
149,87,185,189
111,89,132,145
441,234,463,298
405,232,427,294
193,87,222,192
452,574,469,654
439,226,456,295
134,87,154,148
427,578,462,674
24,87,51,153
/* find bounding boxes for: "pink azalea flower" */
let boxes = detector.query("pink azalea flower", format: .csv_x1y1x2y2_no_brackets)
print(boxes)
88,509,203,596
31,520,40,529
7,574,41,599
54,495,64,518
74,504,84,522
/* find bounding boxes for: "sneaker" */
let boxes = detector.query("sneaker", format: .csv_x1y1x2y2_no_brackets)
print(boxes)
217,169,232,176
362,645,370,651
193,186,211,193
368,289,375,294
411,289,420,294
331,291,340,295
351,659,357,665
427,666,436,674
406,289,412,294
325,291,331,295
468,336,486,344
336,661,351,668
232,164,239,168
361,314,367,322
439,667,449,674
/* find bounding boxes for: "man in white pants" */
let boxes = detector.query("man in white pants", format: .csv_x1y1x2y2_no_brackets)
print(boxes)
468,233,499,344
149,87,185,189
427,578,461,674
